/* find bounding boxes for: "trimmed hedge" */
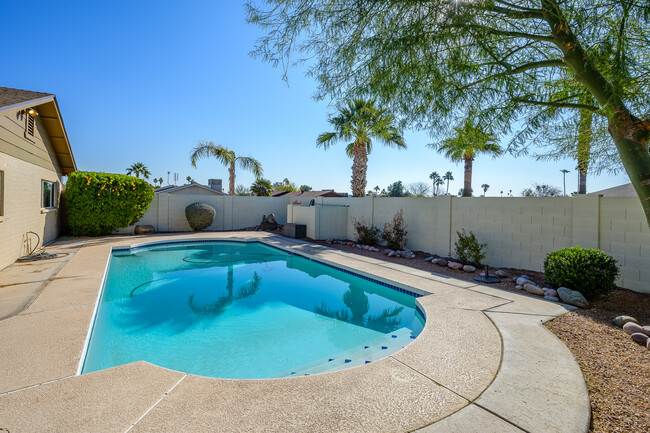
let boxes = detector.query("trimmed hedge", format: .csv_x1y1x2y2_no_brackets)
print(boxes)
66,171,154,236
544,246,620,301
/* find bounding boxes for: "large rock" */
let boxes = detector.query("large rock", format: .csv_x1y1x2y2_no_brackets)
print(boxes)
437,259,448,267
613,316,639,328
495,270,508,277
447,261,463,270
185,202,216,231
643,326,650,337
424,256,434,262
516,277,533,286
631,333,649,346
544,296,560,302
557,287,589,308
623,322,644,336
544,288,558,297
134,224,154,235
463,265,476,273
524,284,546,296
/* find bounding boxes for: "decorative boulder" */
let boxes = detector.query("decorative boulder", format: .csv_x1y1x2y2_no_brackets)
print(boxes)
544,296,560,302
437,259,448,267
495,270,508,277
623,322,644,336
557,287,589,308
516,276,533,286
544,288,558,297
631,333,649,346
448,261,463,270
424,256,434,262
613,316,639,328
463,265,476,273
134,224,154,235
185,202,216,231
524,284,545,296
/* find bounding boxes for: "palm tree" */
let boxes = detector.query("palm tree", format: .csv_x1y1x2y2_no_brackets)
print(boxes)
443,171,454,195
374,185,380,195
429,119,501,197
190,141,263,195
435,178,444,196
126,162,151,179
158,177,164,186
250,178,272,196
481,183,490,196
153,178,159,187
429,172,440,196
317,99,405,197
186,176,193,184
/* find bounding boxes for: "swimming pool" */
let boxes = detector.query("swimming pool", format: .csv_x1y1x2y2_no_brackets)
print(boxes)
80,240,424,379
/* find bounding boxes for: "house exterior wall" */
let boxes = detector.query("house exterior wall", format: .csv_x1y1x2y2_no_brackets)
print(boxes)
0,111,63,270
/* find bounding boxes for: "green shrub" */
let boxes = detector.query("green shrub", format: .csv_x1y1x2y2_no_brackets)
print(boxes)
66,171,154,236
544,246,619,301
454,229,487,266
381,209,408,250
352,217,381,246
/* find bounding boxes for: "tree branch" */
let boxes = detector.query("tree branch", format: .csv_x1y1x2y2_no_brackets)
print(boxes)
513,98,600,111
460,59,565,90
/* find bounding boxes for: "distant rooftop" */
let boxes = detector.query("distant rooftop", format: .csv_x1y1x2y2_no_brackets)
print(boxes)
589,183,636,197
271,190,343,198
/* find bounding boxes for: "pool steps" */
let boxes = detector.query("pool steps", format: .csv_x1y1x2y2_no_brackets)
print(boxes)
272,327,415,378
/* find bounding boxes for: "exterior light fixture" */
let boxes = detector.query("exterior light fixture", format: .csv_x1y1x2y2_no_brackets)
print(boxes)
27,108,38,117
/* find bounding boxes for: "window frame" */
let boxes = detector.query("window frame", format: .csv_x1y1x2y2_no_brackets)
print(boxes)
41,180,57,209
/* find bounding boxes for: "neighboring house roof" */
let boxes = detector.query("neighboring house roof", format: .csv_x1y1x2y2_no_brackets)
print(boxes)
272,190,343,198
155,184,228,195
589,183,637,197
0,86,76,175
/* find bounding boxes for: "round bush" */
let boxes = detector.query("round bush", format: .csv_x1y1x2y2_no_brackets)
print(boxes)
543,246,620,301
185,202,216,231
66,172,154,236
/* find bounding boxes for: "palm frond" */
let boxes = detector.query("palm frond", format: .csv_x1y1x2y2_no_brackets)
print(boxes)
236,156,263,178
189,141,235,168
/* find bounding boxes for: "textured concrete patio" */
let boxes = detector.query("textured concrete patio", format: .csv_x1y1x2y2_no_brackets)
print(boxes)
0,233,590,432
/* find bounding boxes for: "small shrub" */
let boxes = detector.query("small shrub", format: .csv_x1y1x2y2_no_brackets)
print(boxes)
185,202,216,231
454,229,487,266
352,218,380,246
544,246,619,301
381,209,407,250
66,171,154,236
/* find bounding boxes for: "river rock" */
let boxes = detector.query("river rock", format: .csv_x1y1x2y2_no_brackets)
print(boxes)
448,261,463,270
623,322,644,336
544,289,558,297
544,296,560,302
437,259,448,267
388,251,395,257
515,285,523,290
631,333,649,345
516,277,533,286
134,224,154,235
613,316,639,328
524,284,545,296
557,287,589,308
643,326,650,337
495,270,508,277
424,256,434,262
647,338,650,350
385,249,394,255
463,265,476,273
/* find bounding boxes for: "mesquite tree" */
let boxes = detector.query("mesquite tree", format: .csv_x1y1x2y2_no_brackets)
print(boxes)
247,0,650,225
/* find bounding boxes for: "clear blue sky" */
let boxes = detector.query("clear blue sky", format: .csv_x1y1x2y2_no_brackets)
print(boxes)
1,1,629,196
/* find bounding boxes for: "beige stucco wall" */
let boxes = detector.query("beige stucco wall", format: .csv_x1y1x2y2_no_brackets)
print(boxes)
0,112,63,270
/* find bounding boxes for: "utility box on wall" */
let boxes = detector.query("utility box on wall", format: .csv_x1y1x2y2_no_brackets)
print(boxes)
286,204,348,240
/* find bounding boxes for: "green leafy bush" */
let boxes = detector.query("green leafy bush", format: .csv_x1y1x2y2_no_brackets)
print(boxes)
66,171,154,236
454,229,487,266
544,246,619,301
381,209,407,250
352,217,380,246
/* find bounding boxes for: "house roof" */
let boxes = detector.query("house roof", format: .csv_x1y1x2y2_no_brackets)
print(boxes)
0,86,76,175
155,183,228,195
589,183,637,197
272,190,343,198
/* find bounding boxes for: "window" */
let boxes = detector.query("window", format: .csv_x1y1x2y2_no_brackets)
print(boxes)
0,170,4,216
42,180,57,209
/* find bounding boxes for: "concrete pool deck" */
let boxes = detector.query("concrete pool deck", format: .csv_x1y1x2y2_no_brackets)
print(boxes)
0,232,590,432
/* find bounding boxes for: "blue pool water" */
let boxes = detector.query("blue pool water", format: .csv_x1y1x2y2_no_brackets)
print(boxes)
81,241,424,379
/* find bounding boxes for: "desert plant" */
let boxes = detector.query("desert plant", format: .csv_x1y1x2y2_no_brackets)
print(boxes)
185,202,216,231
381,209,407,250
544,247,619,301
454,229,487,266
66,171,154,236
352,218,381,246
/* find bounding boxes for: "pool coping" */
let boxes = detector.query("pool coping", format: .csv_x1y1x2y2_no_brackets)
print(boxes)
0,232,591,433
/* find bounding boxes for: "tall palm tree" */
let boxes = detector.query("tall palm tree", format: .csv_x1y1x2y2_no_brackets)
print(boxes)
443,171,454,195
435,178,444,196
481,183,490,196
126,162,151,179
153,178,159,187
250,178,272,196
429,119,501,197
317,99,405,197
429,172,440,196
190,141,263,195
186,176,193,184
158,177,164,186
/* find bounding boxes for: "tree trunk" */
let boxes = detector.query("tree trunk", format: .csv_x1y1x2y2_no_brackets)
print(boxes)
351,142,368,197
577,101,593,194
543,0,650,225
463,156,472,197
228,162,236,195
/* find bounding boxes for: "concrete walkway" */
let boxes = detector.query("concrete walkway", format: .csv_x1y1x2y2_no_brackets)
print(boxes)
0,233,590,432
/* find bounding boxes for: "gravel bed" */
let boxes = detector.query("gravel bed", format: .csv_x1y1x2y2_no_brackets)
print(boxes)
308,238,650,433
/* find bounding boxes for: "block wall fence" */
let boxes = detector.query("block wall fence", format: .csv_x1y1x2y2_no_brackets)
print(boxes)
125,193,650,293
